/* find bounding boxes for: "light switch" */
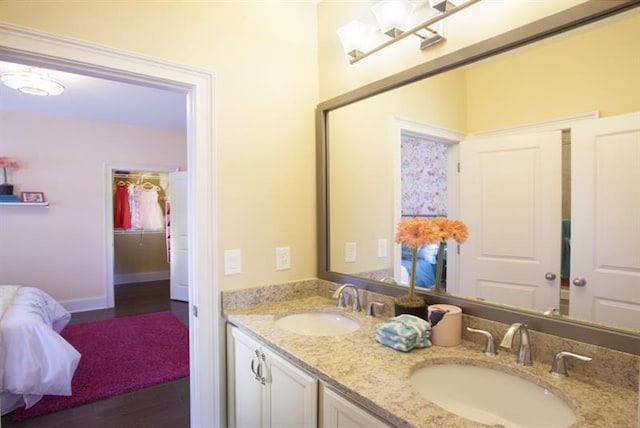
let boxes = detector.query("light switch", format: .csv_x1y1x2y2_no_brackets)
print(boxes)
275,246,291,270
224,249,242,275
377,238,388,258
345,242,357,263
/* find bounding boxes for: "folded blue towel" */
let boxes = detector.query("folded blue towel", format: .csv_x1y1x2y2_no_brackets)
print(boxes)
375,314,432,352
376,331,432,350
376,333,415,352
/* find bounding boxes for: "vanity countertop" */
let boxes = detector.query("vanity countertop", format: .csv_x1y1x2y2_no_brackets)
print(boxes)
223,294,638,428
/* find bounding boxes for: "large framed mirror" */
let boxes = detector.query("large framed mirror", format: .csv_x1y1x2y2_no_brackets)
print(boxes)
317,0,640,354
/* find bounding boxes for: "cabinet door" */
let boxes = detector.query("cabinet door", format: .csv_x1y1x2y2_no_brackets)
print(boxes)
264,348,317,428
227,326,263,428
321,385,391,428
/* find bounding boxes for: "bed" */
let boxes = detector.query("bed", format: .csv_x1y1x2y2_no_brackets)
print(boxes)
400,243,446,289
0,285,81,415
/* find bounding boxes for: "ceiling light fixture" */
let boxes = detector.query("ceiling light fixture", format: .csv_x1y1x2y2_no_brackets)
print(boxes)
1,67,65,96
337,0,481,64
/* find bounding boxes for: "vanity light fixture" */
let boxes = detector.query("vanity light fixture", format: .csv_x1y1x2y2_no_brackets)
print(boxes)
370,0,414,38
336,20,370,59
337,0,481,64
0,67,65,96
429,0,456,13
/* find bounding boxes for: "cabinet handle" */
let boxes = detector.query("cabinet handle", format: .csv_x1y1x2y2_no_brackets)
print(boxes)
250,354,261,382
545,272,556,280
256,357,266,385
250,349,267,385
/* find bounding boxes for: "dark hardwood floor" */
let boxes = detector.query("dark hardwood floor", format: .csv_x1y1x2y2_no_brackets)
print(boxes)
2,281,190,428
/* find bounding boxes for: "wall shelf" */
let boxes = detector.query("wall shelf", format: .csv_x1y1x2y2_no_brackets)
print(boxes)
0,202,49,206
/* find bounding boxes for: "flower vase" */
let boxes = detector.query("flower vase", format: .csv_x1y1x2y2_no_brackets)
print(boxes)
394,246,426,318
433,242,446,293
0,184,14,196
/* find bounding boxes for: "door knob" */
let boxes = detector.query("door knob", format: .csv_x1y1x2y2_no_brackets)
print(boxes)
572,277,587,287
545,272,557,280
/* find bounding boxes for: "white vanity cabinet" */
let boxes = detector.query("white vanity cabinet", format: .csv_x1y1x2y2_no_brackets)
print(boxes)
227,325,318,428
321,384,392,428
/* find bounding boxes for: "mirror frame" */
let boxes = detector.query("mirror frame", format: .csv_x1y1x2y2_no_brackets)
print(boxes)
317,0,640,355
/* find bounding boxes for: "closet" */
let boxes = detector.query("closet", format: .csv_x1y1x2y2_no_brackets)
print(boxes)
112,170,171,286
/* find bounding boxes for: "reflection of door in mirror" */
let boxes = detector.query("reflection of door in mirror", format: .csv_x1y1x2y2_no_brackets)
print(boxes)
570,112,640,330
459,113,640,330
459,130,562,312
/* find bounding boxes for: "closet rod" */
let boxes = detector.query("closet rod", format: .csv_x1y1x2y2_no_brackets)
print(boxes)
113,172,166,179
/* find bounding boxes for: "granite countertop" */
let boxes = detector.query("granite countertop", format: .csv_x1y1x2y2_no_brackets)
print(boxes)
223,295,638,428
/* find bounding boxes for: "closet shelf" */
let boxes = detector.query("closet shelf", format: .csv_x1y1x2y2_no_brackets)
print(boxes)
0,202,49,207
114,229,165,235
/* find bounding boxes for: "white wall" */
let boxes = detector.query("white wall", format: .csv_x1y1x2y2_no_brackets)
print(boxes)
0,110,186,303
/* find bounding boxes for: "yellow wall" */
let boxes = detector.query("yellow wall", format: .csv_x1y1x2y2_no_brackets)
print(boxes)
0,1,319,292
329,70,467,274
465,8,640,131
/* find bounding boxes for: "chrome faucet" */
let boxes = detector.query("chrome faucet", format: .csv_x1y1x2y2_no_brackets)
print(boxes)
499,323,533,365
466,327,497,356
332,283,362,312
550,351,592,377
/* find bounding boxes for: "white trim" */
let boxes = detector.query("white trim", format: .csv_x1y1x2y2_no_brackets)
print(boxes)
114,270,170,285
61,296,109,313
0,22,220,428
391,116,465,294
105,163,179,308
469,112,600,137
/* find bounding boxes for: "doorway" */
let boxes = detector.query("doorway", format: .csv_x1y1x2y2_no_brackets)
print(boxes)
392,117,464,294
106,165,183,309
0,22,219,427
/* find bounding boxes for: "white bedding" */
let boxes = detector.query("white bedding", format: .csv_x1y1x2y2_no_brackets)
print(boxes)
0,286,81,414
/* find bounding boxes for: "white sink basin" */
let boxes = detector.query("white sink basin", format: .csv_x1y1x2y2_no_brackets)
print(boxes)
274,311,360,336
410,363,575,428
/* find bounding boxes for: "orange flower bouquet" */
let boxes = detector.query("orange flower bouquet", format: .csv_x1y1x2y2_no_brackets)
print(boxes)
395,217,468,308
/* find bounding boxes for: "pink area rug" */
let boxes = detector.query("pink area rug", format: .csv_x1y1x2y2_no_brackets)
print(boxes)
15,311,189,421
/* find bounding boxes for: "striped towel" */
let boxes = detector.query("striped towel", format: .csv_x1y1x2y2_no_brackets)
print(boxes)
375,314,432,352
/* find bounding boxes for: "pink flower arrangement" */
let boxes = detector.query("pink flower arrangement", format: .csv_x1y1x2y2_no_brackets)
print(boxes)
395,217,468,298
0,157,19,184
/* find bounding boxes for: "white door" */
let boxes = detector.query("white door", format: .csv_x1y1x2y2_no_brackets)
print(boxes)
169,171,189,302
570,112,640,329
459,131,562,311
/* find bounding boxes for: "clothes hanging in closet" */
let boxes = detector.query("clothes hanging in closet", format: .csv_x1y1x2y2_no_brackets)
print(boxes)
114,182,132,229
138,185,165,230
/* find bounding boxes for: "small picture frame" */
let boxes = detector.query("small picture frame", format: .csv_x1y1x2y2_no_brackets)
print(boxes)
21,191,46,203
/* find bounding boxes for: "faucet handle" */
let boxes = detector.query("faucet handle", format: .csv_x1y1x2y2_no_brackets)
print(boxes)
366,302,385,317
466,327,497,356
550,351,592,377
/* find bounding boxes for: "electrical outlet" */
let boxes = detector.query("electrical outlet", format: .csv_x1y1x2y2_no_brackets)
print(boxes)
345,242,357,263
224,249,242,275
275,246,291,271
377,238,388,258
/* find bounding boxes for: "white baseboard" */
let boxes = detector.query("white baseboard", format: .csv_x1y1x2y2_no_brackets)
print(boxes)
61,295,109,313
114,270,170,285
